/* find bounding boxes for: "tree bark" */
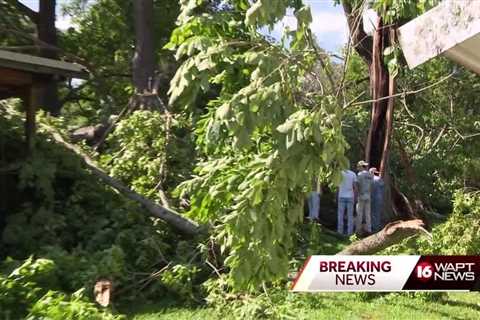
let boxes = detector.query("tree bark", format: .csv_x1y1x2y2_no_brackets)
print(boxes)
365,18,391,170
132,0,155,94
342,1,415,220
337,219,430,255
131,0,164,110
37,0,60,115
341,1,372,65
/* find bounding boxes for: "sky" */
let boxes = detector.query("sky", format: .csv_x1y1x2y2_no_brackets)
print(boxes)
18,0,93,30
19,0,349,53
267,0,348,53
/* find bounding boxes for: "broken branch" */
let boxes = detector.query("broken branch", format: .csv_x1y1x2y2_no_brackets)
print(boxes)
337,219,431,255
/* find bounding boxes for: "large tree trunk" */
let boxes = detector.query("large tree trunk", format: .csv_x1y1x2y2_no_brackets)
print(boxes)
131,0,163,110
132,0,155,93
342,1,415,221
37,0,60,115
365,19,392,171
132,0,155,105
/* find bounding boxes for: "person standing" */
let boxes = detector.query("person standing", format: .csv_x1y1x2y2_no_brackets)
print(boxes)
307,177,322,222
307,177,321,222
369,167,385,232
337,168,357,235
356,161,373,234
307,191,320,222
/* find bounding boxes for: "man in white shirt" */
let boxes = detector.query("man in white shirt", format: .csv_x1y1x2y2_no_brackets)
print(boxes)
307,178,321,222
337,168,357,235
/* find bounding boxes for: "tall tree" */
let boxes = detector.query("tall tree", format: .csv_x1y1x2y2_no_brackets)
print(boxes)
342,1,393,172
37,0,60,115
132,0,155,93
342,0,413,219
131,0,162,110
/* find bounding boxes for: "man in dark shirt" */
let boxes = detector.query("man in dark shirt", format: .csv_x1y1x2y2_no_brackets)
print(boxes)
356,161,373,234
369,167,385,232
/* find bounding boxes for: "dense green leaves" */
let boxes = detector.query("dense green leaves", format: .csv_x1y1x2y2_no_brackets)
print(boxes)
168,0,348,289
0,107,205,311
384,190,480,256
100,110,193,203
0,258,122,319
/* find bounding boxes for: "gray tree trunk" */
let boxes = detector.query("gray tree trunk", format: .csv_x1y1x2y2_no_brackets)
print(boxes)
132,0,155,94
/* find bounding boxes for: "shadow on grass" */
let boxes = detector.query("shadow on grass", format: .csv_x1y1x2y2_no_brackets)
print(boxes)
394,297,478,320
121,296,209,319
442,299,480,312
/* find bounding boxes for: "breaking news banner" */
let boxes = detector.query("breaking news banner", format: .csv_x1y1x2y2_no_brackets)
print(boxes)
291,255,480,292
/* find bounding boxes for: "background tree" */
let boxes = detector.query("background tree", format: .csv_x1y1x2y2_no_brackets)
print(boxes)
37,0,60,115
132,0,156,102
1,1,61,115
341,0,440,220
60,0,179,125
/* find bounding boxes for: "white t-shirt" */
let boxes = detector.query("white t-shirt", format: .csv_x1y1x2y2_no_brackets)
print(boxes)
338,170,357,198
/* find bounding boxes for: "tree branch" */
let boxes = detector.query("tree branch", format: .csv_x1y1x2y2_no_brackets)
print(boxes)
342,0,373,64
337,219,431,255
346,72,455,108
4,107,201,235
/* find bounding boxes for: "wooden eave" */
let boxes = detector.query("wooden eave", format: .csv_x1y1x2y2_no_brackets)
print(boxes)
0,49,88,79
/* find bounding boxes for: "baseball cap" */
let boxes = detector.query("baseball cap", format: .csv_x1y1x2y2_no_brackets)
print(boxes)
357,160,369,167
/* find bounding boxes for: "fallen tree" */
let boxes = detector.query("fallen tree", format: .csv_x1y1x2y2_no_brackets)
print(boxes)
36,121,201,236
337,219,431,255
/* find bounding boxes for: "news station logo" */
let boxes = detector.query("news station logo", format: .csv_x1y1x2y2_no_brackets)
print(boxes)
415,262,433,282
415,260,475,282
291,256,480,292
404,256,480,291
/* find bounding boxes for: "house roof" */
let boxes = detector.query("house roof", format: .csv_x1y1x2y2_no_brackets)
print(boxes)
398,0,480,75
0,49,88,79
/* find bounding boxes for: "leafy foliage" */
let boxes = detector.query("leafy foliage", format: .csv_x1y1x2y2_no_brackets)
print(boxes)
372,0,440,23
0,106,205,311
2,0,480,316
0,257,122,319
100,110,194,204
390,58,480,212
384,190,480,255
168,0,348,289
27,289,123,320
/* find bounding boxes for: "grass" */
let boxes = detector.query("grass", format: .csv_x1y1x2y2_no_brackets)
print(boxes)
299,292,480,320
126,292,480,320
125,224,480,320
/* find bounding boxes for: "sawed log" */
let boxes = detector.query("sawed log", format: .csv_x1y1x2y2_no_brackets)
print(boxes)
337,219,431,255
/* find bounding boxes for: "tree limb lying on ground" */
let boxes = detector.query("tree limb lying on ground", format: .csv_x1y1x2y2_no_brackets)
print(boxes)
337,219,431,255
48,127,200,235
14,111,202,236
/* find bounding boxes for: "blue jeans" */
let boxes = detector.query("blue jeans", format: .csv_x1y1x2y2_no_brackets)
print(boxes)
371,194,383,232
371,181,385,232
307,192,320,220
337,197,354,235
